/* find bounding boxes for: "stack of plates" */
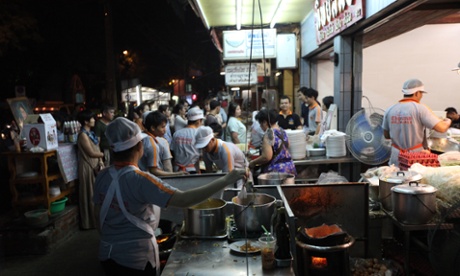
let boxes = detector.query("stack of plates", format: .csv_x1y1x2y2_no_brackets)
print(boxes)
325,134,347,157
285,130,306,160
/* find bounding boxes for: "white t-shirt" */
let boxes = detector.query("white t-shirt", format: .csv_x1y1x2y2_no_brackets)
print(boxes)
226,117,247,143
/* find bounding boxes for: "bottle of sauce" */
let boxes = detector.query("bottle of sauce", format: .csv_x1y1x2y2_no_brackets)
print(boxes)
274,207,291,261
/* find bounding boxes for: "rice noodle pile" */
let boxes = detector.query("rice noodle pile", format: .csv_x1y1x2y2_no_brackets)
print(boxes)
410,163,460,205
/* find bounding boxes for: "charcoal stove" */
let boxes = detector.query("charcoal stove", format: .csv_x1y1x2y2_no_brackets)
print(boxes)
276,183,368,276
296,234,355,276
295,223,355,275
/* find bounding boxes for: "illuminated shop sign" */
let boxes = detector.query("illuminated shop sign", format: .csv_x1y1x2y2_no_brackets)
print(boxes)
314,0,364,45
223,29,277,60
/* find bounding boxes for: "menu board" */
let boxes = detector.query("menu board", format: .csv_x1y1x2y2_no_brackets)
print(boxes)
56,143,78,183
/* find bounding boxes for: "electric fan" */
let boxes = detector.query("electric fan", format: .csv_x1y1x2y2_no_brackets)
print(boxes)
345,97,391,165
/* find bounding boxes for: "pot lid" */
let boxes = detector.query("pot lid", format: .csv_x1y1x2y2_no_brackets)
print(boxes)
391,182,437,194
379,170,422,183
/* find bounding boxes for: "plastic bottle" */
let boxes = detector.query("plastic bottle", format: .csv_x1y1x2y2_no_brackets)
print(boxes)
274,207,291,260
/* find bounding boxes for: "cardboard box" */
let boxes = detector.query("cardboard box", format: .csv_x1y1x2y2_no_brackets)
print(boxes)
23,113,59,151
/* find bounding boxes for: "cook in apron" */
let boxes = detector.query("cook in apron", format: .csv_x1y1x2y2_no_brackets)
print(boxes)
99,166,161,275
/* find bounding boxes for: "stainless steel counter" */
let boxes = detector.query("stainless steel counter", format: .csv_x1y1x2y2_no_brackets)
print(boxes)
161,239,294,276
292,155,358,166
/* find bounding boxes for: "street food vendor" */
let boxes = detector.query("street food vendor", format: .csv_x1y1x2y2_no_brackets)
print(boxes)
383,78,451,166
248,109,296,175
297,87,322,135
139,111,185,176
195,126,247,173
171,106,203,173
445,107,460,128
93,117,246,276
277,95,302,130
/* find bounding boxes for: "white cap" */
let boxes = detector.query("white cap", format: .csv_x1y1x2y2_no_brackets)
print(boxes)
106,117,148,152
187,107,204,121
195,126,214,149
402,78,427,95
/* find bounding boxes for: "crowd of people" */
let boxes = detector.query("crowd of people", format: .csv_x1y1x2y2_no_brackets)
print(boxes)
50,90,330,274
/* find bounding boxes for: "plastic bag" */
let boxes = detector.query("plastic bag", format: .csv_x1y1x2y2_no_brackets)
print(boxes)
316,171,348,184
438,151,460,166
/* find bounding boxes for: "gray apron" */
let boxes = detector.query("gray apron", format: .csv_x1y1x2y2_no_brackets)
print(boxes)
99,166,161,275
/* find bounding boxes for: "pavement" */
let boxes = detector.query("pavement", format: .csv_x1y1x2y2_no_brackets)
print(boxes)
0,229,103,276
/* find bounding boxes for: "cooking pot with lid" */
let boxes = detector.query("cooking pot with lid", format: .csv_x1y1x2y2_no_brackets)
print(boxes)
391,182,437,224
379,171,422,211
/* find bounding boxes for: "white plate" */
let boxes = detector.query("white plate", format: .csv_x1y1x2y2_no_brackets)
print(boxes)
17,171,39,178
229,240,261,254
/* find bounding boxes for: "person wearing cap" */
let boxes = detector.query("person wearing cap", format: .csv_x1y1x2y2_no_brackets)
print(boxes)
445,107,460,129
139,111,185,176
248,109,297,176
93,117,246,275
170,106,204,173
277,95,302,130
383,78,451,166
195,126,248,173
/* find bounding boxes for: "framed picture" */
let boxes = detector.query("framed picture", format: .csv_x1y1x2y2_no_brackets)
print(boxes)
7,97,32,132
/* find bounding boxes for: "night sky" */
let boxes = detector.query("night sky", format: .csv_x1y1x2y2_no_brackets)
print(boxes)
0,0,223,105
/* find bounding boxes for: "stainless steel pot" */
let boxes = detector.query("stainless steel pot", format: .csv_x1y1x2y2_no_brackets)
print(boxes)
378,171,422,211
391,182,437,224
257,172,295,185
232,193,276,232
184,198,227,237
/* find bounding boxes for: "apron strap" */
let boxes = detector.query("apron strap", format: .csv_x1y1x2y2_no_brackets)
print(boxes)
102,166,160,275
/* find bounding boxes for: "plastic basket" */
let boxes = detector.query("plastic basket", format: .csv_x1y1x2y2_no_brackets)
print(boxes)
398,152,439,170
50,197,68,214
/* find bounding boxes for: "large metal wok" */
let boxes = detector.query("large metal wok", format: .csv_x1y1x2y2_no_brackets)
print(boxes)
427,138,460,153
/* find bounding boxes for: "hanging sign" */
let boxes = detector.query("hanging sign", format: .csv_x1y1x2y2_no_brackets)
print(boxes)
225,63,258,86
314,0,364,45
223,29,277,60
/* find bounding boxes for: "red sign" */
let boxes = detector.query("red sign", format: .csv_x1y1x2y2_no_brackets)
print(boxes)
29,127,41,146
314,0,364,45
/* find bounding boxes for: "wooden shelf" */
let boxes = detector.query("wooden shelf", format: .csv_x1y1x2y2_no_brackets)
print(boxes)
2,150,75,210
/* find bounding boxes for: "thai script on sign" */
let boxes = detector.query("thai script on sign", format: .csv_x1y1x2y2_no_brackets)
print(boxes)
314,0,364,45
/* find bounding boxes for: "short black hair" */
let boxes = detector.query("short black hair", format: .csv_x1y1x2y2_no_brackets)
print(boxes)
255,109,278,125
322,96,334,110
297,86,309,96
158,104,170,113
77,109,95,126
210,100,221,110
208,122,222,137
305,88,319,99
445,107,458,114
280,95,291,103
144,111,167,130
100,104,114,113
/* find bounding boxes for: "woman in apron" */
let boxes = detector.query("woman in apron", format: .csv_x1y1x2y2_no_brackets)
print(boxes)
93,117,246,275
